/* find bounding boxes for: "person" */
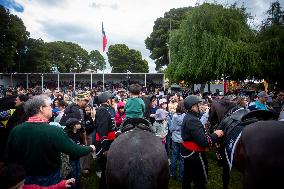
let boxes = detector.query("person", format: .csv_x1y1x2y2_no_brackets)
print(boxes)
271,90,284,116
168,95,178,113
149,95,158,125
114,101,126,128
0,164,75,189
94,92,116,189
54,100,67,124
248,91,271,111
169,100,186,181
5,94,95,187
59,93,89,127
125,84,145,119
151,98,169,144
64,118,84,189
6,94,29,129
279,105,284,121
0,94,29,164
80,105,95,174
181,95,224,189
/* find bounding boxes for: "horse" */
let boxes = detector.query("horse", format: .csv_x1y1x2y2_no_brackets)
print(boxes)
106,118,169,189
208,99,284,189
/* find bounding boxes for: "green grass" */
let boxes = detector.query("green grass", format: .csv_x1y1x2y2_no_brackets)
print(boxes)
80,150,242,189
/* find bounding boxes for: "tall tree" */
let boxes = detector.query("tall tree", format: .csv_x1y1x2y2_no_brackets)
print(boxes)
145,7,191,70
107,44,149,73
167,3,259,84
89,50,106,71
46,41,89,73
257,1,284,86
0,5,29,72
21,38,51,73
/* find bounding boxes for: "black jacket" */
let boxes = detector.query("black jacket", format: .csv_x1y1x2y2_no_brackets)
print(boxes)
181,111,217,154
94,104,116,156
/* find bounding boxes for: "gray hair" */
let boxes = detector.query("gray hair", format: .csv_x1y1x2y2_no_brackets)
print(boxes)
24,94,50,117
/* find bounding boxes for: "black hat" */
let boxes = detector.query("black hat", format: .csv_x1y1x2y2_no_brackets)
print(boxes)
184,95,202,110
65,118,81,127
98,92,112,104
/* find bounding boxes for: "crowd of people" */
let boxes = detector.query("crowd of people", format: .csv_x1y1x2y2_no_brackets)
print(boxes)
0,83,283,189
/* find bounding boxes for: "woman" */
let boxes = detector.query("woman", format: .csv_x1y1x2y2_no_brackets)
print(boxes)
169,101,185,181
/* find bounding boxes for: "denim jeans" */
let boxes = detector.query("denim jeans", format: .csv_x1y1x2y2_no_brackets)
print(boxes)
170,141,184,181
69,160,80,189
25,169,61,186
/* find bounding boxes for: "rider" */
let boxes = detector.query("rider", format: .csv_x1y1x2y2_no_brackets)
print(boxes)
181,95,224,189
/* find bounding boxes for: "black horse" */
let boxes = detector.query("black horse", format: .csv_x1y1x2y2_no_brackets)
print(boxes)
106,118,169,189
208,99,284,189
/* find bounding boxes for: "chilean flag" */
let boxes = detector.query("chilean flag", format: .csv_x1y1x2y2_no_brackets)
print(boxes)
102,22,107,52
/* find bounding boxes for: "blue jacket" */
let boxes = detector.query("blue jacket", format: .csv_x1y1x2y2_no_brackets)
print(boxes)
170,113,185,143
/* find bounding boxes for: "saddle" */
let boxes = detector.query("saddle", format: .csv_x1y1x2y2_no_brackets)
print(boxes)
219,109,278,136
120,118,152,133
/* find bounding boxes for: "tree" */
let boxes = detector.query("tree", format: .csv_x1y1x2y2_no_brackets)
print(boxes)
21,38,51,73
0,5,29,72
145,7,191,70
89,50,106,71
256,1,284,87
167,3,259,85
46,41,89,73
107,44,149,73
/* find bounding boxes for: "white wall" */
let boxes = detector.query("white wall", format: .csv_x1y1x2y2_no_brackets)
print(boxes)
194,84,224,93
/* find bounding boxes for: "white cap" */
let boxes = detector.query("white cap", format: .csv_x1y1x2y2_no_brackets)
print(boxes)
159,98,167,105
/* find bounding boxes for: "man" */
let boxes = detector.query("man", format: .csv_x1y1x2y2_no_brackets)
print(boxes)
249,91,270,111
94,91,116,189
5,94,95,186
181,95,223,189
272,90,284,115
59,93,89,127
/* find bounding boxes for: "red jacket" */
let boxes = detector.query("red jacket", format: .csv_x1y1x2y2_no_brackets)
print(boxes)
23,180,66,189
114,112,126,127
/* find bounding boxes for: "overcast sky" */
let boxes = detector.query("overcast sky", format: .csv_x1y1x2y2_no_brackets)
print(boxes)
1,0,275,73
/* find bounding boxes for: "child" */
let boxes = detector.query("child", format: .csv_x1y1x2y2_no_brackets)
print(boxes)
125,84,145,119
64,118,84,189
114,101,126,128
151,98,169,143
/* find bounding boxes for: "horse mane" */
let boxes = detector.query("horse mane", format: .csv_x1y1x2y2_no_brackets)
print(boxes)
217,99,236,109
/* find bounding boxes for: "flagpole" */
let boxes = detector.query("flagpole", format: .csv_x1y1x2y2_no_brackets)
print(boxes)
102,22,105,91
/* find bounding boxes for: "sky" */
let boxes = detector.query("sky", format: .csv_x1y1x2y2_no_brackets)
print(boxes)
1,0,275,73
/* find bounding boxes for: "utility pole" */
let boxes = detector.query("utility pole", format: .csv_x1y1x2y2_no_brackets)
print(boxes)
168,15,172,65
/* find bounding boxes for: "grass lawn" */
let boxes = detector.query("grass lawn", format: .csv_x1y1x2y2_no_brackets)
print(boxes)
80,150,243,189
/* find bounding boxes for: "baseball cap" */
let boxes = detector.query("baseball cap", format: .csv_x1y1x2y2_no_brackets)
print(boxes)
258,91,268,98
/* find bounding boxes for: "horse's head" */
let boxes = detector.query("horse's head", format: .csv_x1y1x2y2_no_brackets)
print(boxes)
208,102,219,131
208,99,238,132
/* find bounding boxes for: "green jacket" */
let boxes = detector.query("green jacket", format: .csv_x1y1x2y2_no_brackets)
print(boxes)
5,122,92,176
125,97,145,118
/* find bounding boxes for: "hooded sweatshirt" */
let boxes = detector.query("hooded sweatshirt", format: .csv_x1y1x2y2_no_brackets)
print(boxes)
170,113,185,143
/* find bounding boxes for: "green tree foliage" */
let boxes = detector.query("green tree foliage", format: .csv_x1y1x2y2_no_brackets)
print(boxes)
167,3,259,84
145,7,191,70
257,1,284,84
89,50,106,71
46,41,89,73
0,5,29,72
21,38,51,72
107,44,149,73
